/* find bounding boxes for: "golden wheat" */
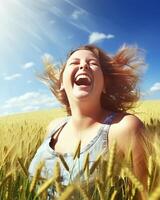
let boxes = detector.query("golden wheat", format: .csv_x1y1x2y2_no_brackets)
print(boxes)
89,155,101,175
29,161,45,192
0,170,13,188
17,157,28,177
122,167,144,191
58,154,70,172
0,103,160,199
57,184,75,200
76,184,90,200
73,140,81,160
53,161,63,195
96,179,105,200
149,186,160,200
148,155,154,192
107,140,116,177
36,176,55,196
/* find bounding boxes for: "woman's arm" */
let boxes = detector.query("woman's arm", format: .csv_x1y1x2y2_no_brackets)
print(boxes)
108,114,148,199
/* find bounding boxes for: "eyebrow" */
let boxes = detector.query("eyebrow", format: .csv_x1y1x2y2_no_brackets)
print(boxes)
69,58,99,62
69,58,79,61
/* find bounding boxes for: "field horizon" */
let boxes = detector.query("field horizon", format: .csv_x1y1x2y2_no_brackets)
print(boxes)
0,100,160,123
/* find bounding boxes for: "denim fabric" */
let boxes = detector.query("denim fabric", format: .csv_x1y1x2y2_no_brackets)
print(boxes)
29,112,115,186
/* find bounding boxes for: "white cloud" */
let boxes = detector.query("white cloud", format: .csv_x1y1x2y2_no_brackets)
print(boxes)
89,32,115,44
3,92,53,108
150,82,160,92
4,73,22,80
105,34,115,39
71,10,84,19
1,91,60,116
22,62,34,69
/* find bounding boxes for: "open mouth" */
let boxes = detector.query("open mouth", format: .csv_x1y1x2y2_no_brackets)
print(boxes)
74,74,92,86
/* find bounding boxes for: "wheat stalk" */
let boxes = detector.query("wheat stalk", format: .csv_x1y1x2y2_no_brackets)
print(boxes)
76,184,90,200
148,155,154,192
0,170,13,189
127,148,133,169
36,176,55,196
2,144,15,163
17,157,28,177
110,190,117,200
149,186,160,200
73,140,81,160
107,140,116,177
29,161,44,192
83,152,90,179
54,161,63,195
96,179,105,200
90,155,101,175
122,167,144,191
58,154,70,172
57,184,75,200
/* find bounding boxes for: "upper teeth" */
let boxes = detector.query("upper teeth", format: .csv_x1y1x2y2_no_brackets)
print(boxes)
75,75,91,82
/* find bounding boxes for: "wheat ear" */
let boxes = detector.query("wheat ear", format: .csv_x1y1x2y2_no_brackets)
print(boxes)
107,140,116,177
58,154,70,172
73,140,81,160
36,177,55,196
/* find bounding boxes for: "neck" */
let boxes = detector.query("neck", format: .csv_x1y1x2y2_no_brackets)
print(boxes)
69,100,109,131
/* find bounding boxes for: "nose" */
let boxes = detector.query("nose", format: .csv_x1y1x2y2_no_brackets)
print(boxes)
79,61,89,70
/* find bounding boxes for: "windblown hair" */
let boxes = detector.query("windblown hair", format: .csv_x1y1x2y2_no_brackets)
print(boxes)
40,44,145,115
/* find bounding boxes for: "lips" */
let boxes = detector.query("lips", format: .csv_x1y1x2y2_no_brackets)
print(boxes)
74,74,92,86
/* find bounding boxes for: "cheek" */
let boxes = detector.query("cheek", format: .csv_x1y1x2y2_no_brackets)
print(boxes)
62,67,71,82
95,69,104,88
62,67,75,88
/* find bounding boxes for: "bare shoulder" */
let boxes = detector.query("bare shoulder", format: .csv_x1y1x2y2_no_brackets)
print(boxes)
44,117,66,138
109,113,145,150
110,113,148,191
116,113,144,132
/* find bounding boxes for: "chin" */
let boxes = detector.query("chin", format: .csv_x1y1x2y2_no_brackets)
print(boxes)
73,92,92,100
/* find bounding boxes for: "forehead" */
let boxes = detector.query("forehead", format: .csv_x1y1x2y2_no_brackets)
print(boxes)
67,49,98,61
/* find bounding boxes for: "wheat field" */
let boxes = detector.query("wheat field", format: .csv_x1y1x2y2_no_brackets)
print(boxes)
0,100,160,200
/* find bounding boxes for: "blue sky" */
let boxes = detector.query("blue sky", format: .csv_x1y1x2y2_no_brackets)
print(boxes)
0,0,160,116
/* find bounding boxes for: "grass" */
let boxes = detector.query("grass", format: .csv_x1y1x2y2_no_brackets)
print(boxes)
0,101,160,199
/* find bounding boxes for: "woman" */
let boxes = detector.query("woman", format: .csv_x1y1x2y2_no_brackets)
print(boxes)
29,44,148,198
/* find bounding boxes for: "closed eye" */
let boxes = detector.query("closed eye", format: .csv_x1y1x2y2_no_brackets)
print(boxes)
69,61,79,65
89,62,99,66
89,59,99,66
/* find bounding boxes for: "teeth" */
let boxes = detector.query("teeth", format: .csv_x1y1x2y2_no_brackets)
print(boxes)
75,75,91,83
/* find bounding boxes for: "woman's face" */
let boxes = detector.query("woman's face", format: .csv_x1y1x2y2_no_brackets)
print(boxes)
62,49,105,103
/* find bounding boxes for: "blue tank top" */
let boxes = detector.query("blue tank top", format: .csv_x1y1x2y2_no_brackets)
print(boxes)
29,112,115,186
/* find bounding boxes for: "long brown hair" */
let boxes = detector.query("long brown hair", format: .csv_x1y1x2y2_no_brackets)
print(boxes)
40,44,145,115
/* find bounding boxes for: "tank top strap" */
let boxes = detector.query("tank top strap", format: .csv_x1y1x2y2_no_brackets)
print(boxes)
46,117,70,139
101,112,116,150
103,112,116,125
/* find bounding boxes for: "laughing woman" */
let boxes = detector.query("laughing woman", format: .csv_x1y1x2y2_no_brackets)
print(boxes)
29,44,148,199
